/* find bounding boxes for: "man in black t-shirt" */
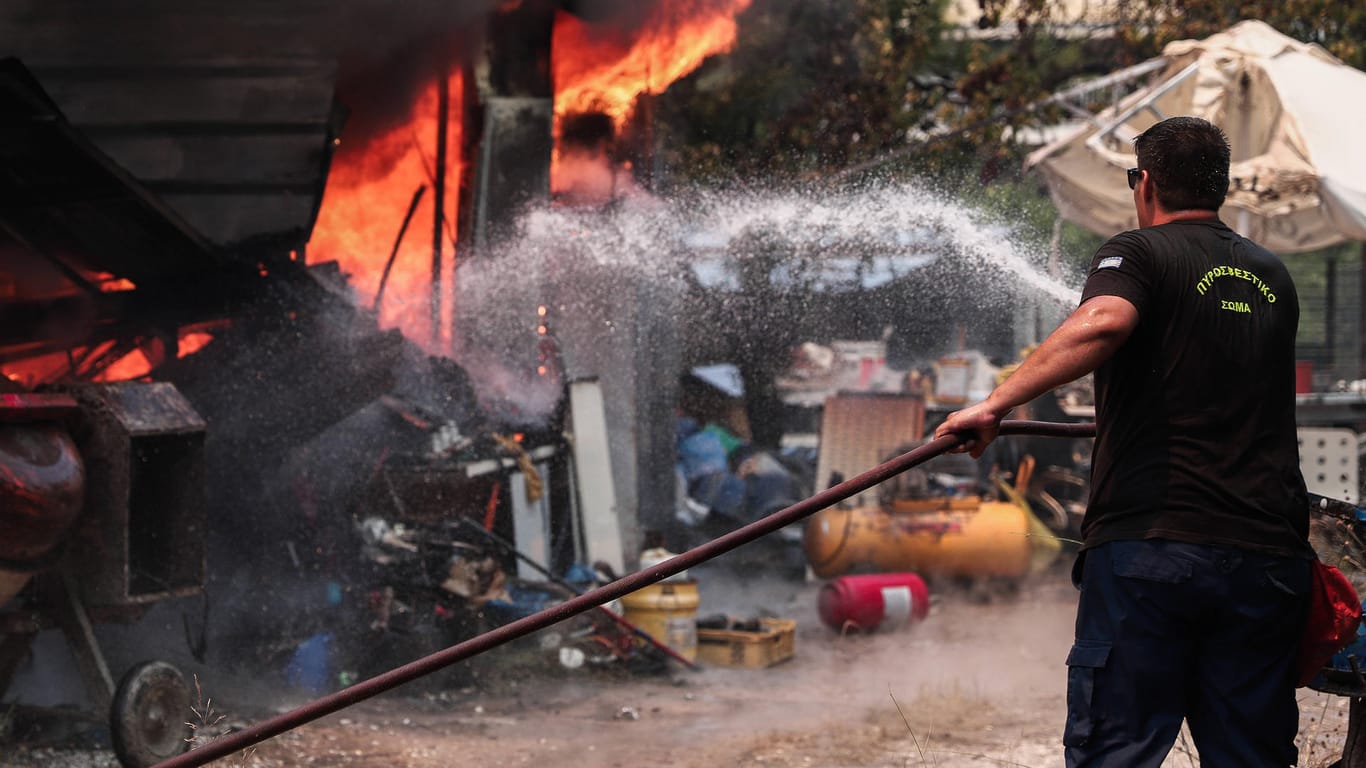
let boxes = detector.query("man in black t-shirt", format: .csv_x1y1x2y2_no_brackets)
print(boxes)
935,116,1312,767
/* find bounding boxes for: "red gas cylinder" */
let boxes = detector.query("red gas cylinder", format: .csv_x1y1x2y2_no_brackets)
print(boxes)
818,573,930,633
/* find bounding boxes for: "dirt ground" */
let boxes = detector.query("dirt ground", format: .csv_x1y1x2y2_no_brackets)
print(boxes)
1,566,1356,768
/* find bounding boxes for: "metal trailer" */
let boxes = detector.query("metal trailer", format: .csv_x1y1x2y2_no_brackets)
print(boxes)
1,382,206,767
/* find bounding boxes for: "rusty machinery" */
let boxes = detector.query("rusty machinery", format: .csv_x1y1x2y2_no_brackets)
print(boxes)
1,382,206,767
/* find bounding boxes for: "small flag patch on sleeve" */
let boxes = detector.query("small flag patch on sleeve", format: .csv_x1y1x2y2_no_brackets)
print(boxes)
1097,256,1123,270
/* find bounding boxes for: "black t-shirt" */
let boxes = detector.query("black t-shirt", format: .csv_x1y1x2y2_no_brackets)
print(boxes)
1078,219,1311,557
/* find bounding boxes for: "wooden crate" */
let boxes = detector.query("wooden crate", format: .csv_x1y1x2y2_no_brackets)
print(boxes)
696,618,796,668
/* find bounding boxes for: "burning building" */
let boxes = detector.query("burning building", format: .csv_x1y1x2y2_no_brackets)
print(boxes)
0,1,758,759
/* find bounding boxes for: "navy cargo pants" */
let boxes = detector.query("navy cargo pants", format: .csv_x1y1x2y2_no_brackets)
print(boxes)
1065,539,1311,767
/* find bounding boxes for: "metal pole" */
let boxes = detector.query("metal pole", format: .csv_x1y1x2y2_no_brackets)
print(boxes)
1327,253,1338,377
154,420,1096,768
431,65,449,348
1359,242,1365,380
372,186,427,314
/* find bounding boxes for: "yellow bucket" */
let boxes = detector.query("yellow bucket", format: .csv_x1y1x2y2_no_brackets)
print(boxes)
620,581,700,662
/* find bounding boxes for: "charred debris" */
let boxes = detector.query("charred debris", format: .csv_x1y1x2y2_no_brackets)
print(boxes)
0,32,643,697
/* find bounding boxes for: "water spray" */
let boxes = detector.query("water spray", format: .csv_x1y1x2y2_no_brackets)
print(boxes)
154,419,1095,768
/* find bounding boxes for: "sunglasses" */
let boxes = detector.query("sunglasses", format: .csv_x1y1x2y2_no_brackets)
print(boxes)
1127,167,1142,190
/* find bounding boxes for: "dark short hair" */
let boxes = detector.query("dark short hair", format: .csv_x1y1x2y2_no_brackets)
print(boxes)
1133,116,1231,212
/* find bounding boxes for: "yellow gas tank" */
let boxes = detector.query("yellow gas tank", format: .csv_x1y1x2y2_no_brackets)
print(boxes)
803,499,1034,580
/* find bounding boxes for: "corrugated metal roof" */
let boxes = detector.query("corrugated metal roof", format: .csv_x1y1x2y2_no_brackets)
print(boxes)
0,58,219,285
0,57,245,361
1,0,344,250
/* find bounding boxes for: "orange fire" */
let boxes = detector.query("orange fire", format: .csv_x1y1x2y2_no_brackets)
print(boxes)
1,351,72,389
308,2,750,347
551,1,751,200
552,1,751,124
91,330,218,382
0,328,219,387
308,71,464,353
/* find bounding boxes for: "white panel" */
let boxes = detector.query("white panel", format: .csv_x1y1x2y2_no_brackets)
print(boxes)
815,393,925,507
568,378,625,575
509,470,550,581
1298,427,1359,504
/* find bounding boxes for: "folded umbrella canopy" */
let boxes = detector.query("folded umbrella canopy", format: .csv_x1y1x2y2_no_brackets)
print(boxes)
1027,20,1366,253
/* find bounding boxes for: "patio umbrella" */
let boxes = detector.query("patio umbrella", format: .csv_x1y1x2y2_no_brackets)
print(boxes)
1026,20,1366,253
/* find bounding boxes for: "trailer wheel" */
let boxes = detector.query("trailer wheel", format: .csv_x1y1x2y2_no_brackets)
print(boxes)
110,660,192,767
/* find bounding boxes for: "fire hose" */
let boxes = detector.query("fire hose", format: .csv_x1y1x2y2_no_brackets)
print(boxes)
154,419,1096,768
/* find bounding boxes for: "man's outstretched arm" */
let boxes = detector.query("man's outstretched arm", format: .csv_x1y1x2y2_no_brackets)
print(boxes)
933,294,1138,457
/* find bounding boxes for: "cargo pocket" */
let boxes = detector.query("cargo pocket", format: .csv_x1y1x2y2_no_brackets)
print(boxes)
1063,641,1110,749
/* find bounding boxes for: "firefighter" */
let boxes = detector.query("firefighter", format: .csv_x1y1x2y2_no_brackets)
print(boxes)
935,116,1313,767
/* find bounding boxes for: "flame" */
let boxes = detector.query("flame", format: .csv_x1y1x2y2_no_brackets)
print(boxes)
95,348,153,382
306,2,751,346
0,273,172,386
92,273,137,292
550,2,750,197
178,332,214,357
1,351,72,389
92,329,219,382
308,71,464,351
0,342,148,386
552,1,752,124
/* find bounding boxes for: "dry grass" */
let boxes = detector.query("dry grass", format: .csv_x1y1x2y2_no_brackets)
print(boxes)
883,684,1044,768
185,676,258,767
1298,690,1352,768
726,680,1355,765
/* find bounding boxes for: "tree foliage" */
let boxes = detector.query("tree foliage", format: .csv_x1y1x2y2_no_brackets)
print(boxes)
959,0,1366,153
660,0,1366,186
657,0,955,182
1102,0,1366,68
